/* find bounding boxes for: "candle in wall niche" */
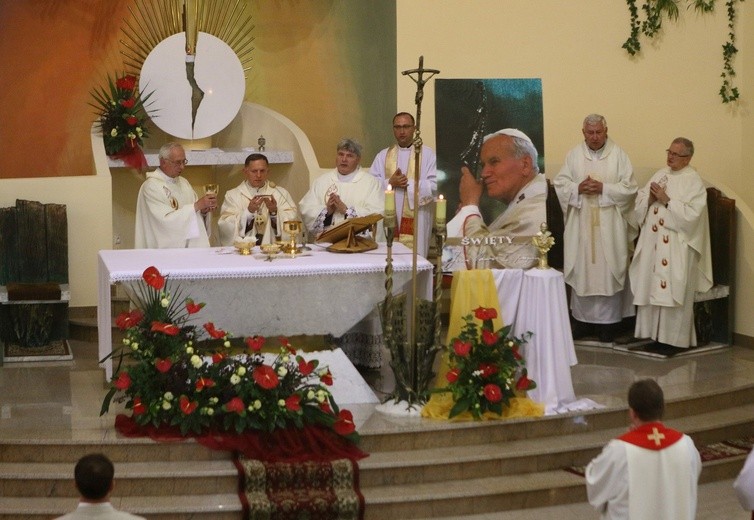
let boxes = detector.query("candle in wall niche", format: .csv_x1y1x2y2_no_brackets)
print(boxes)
436,195,446,224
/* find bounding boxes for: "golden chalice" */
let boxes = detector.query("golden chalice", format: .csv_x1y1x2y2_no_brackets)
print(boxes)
282,220,302,255
234,240,255,256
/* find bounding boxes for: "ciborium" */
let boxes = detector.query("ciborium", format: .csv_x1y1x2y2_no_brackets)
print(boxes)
281,220,302,255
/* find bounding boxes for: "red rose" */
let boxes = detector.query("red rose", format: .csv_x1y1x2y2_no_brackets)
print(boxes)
297,357,316,376
132,397,146,416
212,352,226,364
142,266,165,290
224,397,245,414
483,383,502,403
245,336,265,352
320,369,333,386
179,395,198,415
185,299,204,315
479,363,499,378
119,97,135,108
333,409,356,436
195,377,215,391
474,307,498,321
516,374,533,391
482,329,498,346
114,371,131,390
453,339,472,357
446,368,460,383
151,321,180,335
154,358,172,373
116,75,137,90
285,394,301,412
126,116,138,126
204,322,226,339
115,309,143,330
253,365,279,389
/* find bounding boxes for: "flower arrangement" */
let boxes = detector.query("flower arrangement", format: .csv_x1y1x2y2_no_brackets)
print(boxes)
90,73,152,158
101,266,357,441
441,307,536,419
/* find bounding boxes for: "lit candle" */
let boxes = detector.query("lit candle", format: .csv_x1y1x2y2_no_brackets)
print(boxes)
436,195,446,224
384,185,395,213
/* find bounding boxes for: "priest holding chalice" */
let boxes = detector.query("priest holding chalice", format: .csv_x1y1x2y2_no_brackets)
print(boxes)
218,153,299,247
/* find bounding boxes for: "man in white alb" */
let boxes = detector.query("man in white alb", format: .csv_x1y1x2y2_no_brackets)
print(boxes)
218,153,299,246
134,142,215,249
369,112,437,257
629,137,712,349
554,114,638,342
586,379,701,520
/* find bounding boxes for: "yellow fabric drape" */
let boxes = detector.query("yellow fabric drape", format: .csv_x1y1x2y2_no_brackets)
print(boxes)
421,269,544,420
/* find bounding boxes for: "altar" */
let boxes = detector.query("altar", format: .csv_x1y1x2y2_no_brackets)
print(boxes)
97,243,432,380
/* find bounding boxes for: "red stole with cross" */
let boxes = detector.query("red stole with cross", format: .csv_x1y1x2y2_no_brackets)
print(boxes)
618,422,683,450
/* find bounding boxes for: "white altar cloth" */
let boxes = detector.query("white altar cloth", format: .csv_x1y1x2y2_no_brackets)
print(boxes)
98,243,432,380
491,268,600,415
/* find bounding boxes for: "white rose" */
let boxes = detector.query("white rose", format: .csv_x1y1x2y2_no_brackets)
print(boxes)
254,400,262,410
190,355,202,368
206,408,214,416
230,374,241,385
278,399,286,407
307,390,315,400
122,338,130,345
185,346,194,355
224,340,231,348
209,397,219,405
163,392,174,400
160,298,169,308
162,401,171,410
277,367,288,377
282,355,290,363
236,366,247,376
110,128,118,137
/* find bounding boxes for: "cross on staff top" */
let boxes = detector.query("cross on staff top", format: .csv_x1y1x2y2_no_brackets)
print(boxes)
401,56,439,141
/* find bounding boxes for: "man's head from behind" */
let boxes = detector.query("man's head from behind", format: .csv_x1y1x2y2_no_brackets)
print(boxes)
479,129,539,204
158,142,187,178
628,379,665,424
74,453,114,501
336,138,362,175
244,153,270,188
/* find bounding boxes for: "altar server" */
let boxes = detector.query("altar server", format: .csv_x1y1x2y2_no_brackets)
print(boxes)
446,128,546,269
369,112,437,256
586,379,701,520
299,138,384,237
628,137,712,348
218,153,299,246
134,142,214,249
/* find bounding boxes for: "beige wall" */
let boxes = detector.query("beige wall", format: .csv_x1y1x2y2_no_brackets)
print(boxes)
397,0,753,336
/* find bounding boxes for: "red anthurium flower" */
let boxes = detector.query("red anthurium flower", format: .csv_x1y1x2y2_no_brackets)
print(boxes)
319,401,333,414
116,75,137,90
245,336,265,352
115,309,143,330
151,321,180,336
212,352,226,364
195,377,215,391
483,383,503,403
320,369,333,386
119,97,135,108
453,339,472,357
114,371,131,390
479,363,499,378
446,368,460,383
126,116,138,126
154,358,172,373
298,357,315,376
179,395,198,415
474,307,498,321
142,266,165,290
132,397,146,416
511,345,522,360
516,374,533,391
224,397,245,414
253,365,279,389
185,299,204,315
279,337,295,354
482,329,498,346
204,322,226,339
285,394,301,412
333,409,356,436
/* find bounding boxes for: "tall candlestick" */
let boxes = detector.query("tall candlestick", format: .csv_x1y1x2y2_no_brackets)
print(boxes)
435,195,446,224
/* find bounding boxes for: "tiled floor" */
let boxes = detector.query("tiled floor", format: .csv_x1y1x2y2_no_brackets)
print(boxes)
1,340,753,518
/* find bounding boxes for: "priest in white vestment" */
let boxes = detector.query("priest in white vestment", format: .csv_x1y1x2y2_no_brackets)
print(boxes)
369,112,437,257
554,114,638,342
734,449,754,518
218,153,299,246
629,138,713,348
586,379,701,520
135,142,215,249
299,138,384,239
446,129,546,270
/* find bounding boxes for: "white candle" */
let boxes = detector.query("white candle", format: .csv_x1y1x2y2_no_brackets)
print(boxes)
385,185,395,213
436,195,446,224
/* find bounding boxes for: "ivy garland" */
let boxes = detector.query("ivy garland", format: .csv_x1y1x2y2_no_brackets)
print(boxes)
622,0,743,103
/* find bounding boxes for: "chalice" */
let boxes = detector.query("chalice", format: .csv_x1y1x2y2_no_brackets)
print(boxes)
204,184,219,211
282,220,302,255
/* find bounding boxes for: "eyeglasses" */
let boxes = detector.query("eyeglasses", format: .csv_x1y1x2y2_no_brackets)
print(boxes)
165,158,188,166
666,150,690,158
393,124,414,130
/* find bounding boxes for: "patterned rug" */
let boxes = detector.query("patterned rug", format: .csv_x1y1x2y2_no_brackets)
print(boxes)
564,435,754,477
3,339,72,362
235,455,364,520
